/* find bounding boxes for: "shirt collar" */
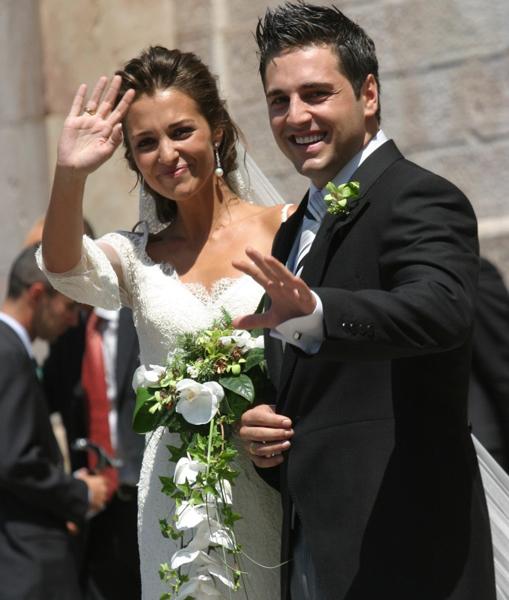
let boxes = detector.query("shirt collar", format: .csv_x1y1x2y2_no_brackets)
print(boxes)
310,129,390,198
94,307,120,322
0,312,33,357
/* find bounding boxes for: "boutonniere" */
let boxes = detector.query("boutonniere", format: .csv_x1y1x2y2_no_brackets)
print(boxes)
324,181,360,217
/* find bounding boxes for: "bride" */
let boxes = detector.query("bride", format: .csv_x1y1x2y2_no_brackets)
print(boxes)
39,46,293,599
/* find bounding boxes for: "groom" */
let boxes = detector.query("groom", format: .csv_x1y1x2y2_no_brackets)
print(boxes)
234,3,496,600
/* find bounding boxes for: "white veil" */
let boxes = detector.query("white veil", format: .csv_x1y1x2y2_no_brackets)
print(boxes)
138,145,508,599
473,436,509,599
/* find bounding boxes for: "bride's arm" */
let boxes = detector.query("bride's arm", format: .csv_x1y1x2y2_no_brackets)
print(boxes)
41,75,134,278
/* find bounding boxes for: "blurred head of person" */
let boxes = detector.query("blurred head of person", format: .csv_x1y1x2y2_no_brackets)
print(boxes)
3,244,80,342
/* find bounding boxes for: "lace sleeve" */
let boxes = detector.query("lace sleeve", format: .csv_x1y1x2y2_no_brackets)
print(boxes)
36,234,128,310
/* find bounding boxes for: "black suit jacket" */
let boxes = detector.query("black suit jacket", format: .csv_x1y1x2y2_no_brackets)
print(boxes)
469,257,509,469
0,320,88,599
43,307,143,483
266,141,495,600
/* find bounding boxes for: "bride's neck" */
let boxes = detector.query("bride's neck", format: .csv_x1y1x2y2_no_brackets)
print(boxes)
171,179,240,243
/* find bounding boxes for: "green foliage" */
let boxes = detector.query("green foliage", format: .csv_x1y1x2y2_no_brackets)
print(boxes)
323,180,360,216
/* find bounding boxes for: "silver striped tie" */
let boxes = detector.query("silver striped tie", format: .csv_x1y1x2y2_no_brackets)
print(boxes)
294,190,326,276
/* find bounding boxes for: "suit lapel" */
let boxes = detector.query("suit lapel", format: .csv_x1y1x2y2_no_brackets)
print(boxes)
272,194,308,264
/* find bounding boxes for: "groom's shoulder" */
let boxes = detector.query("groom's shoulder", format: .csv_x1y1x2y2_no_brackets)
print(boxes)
378,145,469,200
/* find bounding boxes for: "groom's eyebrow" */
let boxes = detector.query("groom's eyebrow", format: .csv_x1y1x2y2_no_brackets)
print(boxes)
266,82,334,98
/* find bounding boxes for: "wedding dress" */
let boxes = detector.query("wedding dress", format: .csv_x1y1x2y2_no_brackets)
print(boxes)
38,231,283,599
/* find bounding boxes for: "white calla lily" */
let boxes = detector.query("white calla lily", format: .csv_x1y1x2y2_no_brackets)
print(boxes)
219,330,264,353
192,518,235,551
175,379,223,425
131,364,165,390
173,457,206,486
175,501,209,530
170,548,206,569
174,574,222,600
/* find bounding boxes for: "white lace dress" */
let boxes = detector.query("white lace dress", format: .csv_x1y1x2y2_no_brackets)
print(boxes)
38,231,282,599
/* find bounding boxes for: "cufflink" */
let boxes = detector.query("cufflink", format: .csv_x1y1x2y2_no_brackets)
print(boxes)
293,331,302,341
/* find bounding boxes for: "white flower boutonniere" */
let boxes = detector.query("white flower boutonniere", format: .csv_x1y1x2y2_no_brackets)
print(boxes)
324,181,360,217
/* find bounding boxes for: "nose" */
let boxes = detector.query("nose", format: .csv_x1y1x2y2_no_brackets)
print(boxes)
286,95,311,129
158,137,178,165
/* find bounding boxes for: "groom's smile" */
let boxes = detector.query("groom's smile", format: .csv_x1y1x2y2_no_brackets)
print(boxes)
264,44,378,189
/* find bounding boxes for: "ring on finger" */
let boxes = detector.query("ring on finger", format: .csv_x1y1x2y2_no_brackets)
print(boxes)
83,107,96,116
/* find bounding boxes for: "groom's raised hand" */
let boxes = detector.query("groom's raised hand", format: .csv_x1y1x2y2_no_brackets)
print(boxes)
239,404,294,468
232,247,316,330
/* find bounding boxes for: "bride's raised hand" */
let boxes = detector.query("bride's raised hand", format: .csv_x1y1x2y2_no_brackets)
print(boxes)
57,75,135,175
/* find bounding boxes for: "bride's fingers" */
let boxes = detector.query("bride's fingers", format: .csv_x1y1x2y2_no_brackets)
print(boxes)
69,84,88,117
97,75,123,119
248,440,291,457
249,448,286,469
84,76,109,115
239,426,293,443
108,88,136,124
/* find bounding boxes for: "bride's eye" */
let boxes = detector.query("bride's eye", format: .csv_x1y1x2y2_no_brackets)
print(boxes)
136,137,156,151
172,127,194,140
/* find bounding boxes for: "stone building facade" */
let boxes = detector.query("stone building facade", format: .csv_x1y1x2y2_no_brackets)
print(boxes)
1,0,508,296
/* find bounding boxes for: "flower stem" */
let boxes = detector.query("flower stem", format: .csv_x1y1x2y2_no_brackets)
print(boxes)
206,416,215,476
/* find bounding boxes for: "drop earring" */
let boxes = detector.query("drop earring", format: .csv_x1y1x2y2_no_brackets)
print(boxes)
214,142,224,178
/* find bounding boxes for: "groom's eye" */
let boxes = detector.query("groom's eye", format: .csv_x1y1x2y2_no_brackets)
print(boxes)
269,96,289,107
305,90,330,102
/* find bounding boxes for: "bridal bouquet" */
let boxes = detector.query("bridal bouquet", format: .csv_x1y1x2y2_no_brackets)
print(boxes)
132,312,267,600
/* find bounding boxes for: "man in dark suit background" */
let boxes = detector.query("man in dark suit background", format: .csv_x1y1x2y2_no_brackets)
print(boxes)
469,256,509,470
0,245,108,600
43,304,143,599
235,3,496,599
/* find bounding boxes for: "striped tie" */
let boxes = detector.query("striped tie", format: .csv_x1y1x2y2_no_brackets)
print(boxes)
293,190,327,276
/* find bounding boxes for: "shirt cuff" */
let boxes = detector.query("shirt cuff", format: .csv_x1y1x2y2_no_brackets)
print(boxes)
270,292,324,354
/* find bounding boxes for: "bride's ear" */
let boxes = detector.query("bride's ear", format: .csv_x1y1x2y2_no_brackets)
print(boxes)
213,128,224,147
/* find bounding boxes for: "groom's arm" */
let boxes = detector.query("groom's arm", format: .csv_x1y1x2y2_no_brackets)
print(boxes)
234,174,479,361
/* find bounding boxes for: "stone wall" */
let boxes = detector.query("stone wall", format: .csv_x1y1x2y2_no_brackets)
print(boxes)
1,0,508,296
0,0,49,295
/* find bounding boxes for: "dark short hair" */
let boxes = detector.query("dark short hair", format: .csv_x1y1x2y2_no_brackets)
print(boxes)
7,244,51,300
115,46,240,224
256,1,381,122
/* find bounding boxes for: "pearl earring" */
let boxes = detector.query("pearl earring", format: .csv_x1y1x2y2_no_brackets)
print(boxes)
214,143,224,178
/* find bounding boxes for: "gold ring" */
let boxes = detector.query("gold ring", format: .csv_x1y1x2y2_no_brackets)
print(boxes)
84,107,96,116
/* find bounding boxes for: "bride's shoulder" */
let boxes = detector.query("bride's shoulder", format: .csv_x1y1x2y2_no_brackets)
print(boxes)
256,203,298,226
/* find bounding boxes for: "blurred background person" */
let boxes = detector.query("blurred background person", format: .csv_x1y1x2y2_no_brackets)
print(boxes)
0,244,108,600
27,216,143,600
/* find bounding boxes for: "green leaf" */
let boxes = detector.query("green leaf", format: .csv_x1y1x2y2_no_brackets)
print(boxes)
219,374,254,402
132,387,162,433
243,347,265,372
